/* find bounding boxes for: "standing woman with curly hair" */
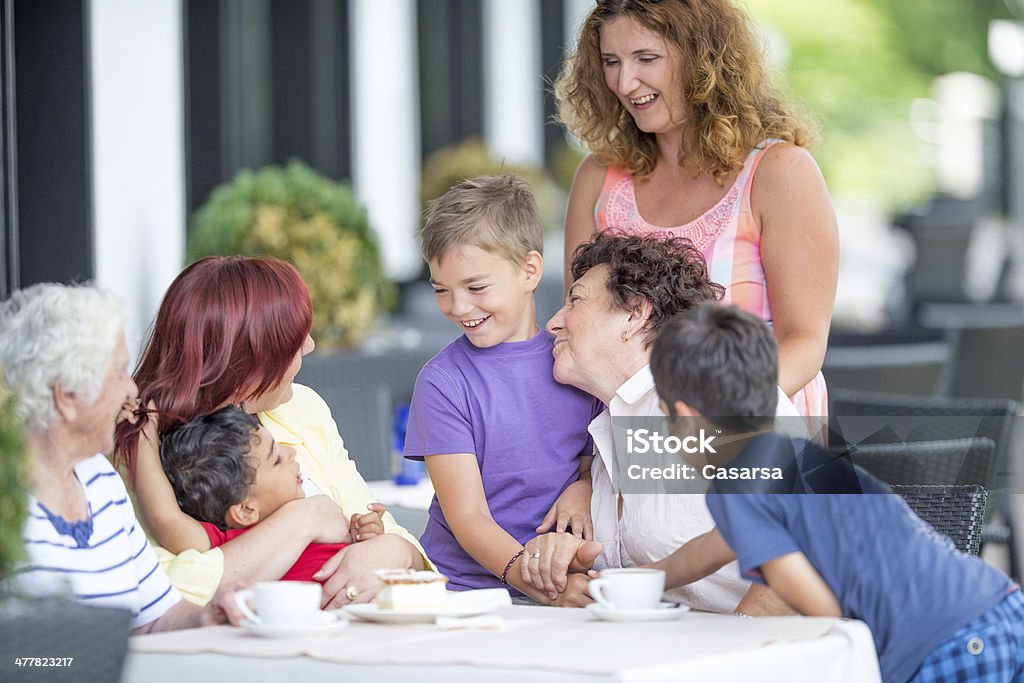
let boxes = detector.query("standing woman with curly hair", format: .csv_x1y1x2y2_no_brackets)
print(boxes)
556,0,837,417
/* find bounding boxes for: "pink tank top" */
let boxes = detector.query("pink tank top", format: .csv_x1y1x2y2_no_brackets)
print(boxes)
595,141,828,418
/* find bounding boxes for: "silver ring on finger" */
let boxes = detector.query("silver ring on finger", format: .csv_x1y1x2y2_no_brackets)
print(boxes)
530,552,542,560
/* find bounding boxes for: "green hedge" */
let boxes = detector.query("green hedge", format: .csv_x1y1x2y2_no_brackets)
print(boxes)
189,160,394,350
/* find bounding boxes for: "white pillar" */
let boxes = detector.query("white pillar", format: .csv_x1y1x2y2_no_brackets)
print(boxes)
564,0,592,52
483,0,543,167
933,72,1000,199
1008,80,1024,227
89,0,185,355
350,0,421,282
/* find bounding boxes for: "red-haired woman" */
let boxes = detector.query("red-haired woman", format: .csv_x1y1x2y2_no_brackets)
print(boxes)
115,256,428,608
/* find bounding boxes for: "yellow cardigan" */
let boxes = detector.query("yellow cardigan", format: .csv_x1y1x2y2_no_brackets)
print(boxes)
155,383,431,604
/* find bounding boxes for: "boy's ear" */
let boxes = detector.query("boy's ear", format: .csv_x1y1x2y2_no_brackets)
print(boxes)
522,250,543,290
672,400,700,418
226,500,260,529
659,398,699,419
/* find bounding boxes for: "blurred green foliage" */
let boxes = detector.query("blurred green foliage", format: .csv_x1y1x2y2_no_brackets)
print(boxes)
746,0,1018,209
0,383,27,583
188,160,395,350
865,0,1015,80
549,140,586,194
420,137,566,233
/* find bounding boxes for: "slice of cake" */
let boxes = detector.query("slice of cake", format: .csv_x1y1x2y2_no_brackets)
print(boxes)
374,569,449,610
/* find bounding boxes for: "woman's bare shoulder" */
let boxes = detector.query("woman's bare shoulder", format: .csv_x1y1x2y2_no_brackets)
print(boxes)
573,153,608,188
567,154,610,213
751,143,828,210
755,143,825,188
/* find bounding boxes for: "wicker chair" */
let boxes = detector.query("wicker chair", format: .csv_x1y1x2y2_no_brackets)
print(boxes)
891,484,988,555
830,390,1019,577
835,437,996,488
829,390,1018,491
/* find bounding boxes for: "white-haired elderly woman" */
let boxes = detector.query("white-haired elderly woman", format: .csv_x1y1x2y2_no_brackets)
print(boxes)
0,283,242,632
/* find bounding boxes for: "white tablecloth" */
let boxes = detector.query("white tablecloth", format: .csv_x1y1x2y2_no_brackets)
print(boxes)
123,605,881,683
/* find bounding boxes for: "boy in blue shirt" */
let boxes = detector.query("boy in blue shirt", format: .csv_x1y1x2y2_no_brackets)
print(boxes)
647,303,1022,683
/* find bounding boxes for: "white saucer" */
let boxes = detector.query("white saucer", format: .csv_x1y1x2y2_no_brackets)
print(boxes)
241,611,349,638
343,589,510,624
343,602,498,624
585,602,690,623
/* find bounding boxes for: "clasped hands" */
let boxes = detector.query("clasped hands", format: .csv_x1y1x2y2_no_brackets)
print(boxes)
518,476,602,606
520,532,603,606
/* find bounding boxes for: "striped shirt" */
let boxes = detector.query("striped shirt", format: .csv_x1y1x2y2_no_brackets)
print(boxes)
17,454,180,629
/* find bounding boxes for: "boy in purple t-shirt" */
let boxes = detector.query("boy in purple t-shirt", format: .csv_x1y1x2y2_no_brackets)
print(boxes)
405,175,601,603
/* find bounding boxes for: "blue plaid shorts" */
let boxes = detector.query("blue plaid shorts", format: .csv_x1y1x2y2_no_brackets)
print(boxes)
911,590,1024,682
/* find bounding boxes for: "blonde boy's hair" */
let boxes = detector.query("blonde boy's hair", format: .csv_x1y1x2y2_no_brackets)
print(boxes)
419,175,543,266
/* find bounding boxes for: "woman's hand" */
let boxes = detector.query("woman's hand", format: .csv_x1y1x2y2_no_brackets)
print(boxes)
521,532,602,599
535,478,593,539
135,401,160,460
200,583,248,627
349,502,386,542
300,494,352,544
130,401,212,553
117,396,143,425
136,582,248,633
313,534,422,609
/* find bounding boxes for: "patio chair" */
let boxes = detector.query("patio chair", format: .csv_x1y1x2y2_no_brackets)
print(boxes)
896,194,979,309
827,325,944,347
0,599,132,683
295,347,441,480
829,390,1018,489
822,340,951,396
918,302,1024,402
833,437,995,488
890,484,988,556
830,389,1019,577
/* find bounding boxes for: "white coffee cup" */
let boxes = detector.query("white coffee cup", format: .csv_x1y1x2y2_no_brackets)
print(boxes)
234,581,322,625
588,568,665,610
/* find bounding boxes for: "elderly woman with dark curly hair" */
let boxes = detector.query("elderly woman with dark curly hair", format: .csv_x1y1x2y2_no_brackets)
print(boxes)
525,233,800,614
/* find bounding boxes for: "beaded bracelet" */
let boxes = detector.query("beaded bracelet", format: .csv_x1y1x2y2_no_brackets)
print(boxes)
500,549,525,584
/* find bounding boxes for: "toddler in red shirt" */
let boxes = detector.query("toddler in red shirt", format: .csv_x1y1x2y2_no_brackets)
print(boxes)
160,406,382,582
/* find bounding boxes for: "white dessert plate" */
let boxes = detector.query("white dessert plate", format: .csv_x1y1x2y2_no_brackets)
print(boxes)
241,611,349,638
343,602,498,624
344,589,510,624
585,602,690,623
